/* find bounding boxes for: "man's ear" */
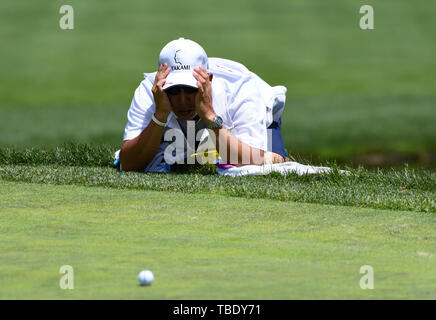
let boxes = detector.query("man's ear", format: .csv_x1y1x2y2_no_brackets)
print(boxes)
209,73,213,82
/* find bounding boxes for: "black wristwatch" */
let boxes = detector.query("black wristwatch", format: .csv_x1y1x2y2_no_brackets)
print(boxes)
206,115,223,129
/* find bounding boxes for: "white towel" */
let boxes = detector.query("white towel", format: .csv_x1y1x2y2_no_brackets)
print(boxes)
216,161,348,177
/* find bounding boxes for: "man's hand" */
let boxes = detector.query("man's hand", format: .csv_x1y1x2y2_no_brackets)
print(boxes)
263,152,285,164
152,63,172,121
193,66,215,125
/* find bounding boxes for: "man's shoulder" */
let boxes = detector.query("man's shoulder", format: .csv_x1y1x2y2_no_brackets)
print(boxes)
209,57,252,83
126,76,156,114
209,57,257,99
209,57,250,74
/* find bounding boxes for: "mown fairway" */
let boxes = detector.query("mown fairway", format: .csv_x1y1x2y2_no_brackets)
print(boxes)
0,163,435,299
1,0,436,299
1,181,435,299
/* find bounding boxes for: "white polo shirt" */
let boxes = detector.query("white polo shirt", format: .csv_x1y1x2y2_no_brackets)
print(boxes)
122,58,286,153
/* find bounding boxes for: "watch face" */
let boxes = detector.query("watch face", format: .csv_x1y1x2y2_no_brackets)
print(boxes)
208,115,223,129
215,115,223,127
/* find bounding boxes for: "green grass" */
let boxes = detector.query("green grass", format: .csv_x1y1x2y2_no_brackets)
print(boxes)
1,162,434,213
1,0,435,161
1,181,435,299
0,143,114,167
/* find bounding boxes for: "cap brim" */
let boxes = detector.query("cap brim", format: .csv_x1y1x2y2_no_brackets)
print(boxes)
163,72,198,90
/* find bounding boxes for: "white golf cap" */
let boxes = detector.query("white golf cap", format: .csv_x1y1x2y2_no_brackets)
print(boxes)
158,37,209,90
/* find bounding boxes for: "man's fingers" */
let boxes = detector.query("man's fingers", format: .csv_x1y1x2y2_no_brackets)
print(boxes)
195,66,209,78
199,67,209,78
162,63,170,76
154,66,163,83
153,77,166,92
157,63,169,77
158,63,165,74
159,80,166,89
154,76,165,87
198,76,206,85
193,71,207,85
193,67,208,79
154,63,170,90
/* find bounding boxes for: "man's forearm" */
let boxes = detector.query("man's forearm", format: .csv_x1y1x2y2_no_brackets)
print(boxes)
211,127,265,165
119,113,168,171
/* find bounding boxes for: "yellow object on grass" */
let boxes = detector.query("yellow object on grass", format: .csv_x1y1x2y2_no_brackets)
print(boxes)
190,149,219,166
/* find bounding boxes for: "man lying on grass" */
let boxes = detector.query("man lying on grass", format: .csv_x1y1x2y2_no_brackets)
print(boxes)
119,37,289,172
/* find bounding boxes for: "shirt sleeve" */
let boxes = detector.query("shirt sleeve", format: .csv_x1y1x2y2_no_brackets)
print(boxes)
123,79,156,141
227,75,267,151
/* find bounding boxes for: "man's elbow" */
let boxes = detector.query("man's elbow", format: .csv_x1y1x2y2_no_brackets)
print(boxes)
119,147,150,172
119,143,139,172
119,150,133,172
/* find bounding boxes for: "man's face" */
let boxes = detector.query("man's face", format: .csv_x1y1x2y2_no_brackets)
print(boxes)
165,86,198,120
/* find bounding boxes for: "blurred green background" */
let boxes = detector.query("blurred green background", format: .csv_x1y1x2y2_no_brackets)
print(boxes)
0,0,435,166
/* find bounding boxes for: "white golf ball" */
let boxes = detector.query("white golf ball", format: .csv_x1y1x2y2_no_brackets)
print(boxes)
138,270,154,286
